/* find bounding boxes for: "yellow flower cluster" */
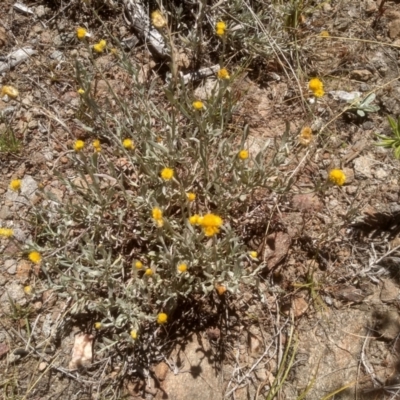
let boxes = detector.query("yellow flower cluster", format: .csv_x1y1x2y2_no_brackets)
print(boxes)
192,100,204,110
308,78,324,98
161,167,174,181
217,68,230,80
238,150,249,160
216,21,226,36
151,10,166,28
186,192,196,202
73,140,85,152
28,251,42,264
177,263,187,273
152,207,164,227
76,27,88,40
0,228,14,238
93,40,106,53
93,139,101,152
1,85,19,99
123,138,135,150
94,322,102,330
299,126,313,146
190,213,223,237
130,330,138,339
77,88,85,95
157,313,168,324
328,169,346,186
10,179,21,192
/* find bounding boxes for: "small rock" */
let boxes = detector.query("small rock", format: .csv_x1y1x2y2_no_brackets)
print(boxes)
374,168,389,180
376,310,400,340
16,260,31,282
292,297,309,318
0,282,26,306
38,361,48,371
362,121,374,130
292,193,322,212
346,185,357,195
353,156,373,178
50,50,63,61
5,259,17,274
389,19,400,39
350,70,373,82
36,5,46,17
381,279,399,303
359,83,370,92
0,205,11,219
154,361,169,381
194,79,218,100
329,90,361,102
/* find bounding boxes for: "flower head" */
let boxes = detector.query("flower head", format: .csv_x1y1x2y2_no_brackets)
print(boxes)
93,40,106,53
76,27,88,40
122,138,135,150
216,21,226,36
77,88,85,95
24,286,32,295
313,88,325,98
186,192,196,202
94,322,102,330
189,214,201,225
130,330,138,339
177,263,187,273
215,284,227,295
151,10,166,28
161,167,174,181
0,228,13,238
249,251,258,259
92,139,101,152
9,179,21,192
134,260,143,270
73,140,85,152
299,126,313,146
1,85,19,99
152,207,164,227
238,150,249,160
217,68,230,80
308,78,323,92
320,30,330,37
28,251,42,264
192,100,204,110
328,169,346,186
199,213,223,237
144,268,153,276
157,313,168,324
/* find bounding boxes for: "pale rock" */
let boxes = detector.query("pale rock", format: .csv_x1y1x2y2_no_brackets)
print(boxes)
374,168,389,180
381,279,399,303
353,156,373,178
350,70,373,82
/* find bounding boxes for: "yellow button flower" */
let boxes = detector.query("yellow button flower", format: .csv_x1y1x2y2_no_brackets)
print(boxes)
134,260,143,269
320,31,330,37
28,251,42,264
198,213,223,237
217,68,230,80
76,27,88,40
151,10,166,28
157,313,168,324
249,251,258,259
152,207,164,227
73,140,85,152
24,286,32,295
9,179,21,192
144,268,153,276
93,39,106,53
0,228,14,238
238,150,249,160
189,214,201,225
123,138,135,150
77,88,85,95
313,88,325,98
308,78,323,92
299,126,313,146
94,322,102,330
216,21,226,36
93,139,101,152
215,284,227,295
328,169,346,186
1,85,19,99
177,263,187,273
161,167,174,181
186,192,196,202
130,330,138,339
192,100,204,110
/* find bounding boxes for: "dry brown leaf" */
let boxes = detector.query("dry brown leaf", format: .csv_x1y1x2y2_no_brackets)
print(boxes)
68,333,94,370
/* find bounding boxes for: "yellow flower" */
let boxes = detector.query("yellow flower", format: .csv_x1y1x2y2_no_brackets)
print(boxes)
238,149,249,160
151,10,166,28
161,167,174,181
28,251,42,264
199,213,223,237
130,330,138,339
177,263,187,273
320,30,330,37
77,88,85,95
93,40,106,53
24,286,32,295
328,169,346,186
152,207,164,227
189,214,201,225
144,268,153,276
123,138,135,150
73,140,85,152
157,313,168,324
134,260,143,269
94,322,102,330
216,21,226,36
76,27,88,40
215,284,227,295
0,228,14,238
313,88,325,98
308,78,323,92
93,139,101,152
192,100,204,110
9,179,21,192
249,251,258,259
217,68,230,80
299,126,313,146
186,192,196,202
1,85,19,99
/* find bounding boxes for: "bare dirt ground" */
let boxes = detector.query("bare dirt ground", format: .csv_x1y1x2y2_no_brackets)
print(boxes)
1,0,400,399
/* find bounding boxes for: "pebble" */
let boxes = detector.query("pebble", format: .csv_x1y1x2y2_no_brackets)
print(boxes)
5,259,17,274
374,168,389,180
350,69,373,81
353,156,373,178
